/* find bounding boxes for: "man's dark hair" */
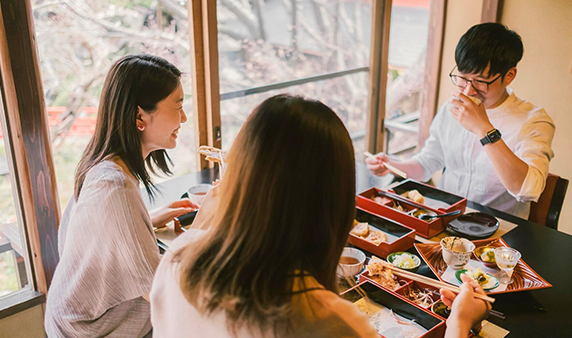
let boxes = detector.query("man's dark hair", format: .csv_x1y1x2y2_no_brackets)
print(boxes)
455,23,523,77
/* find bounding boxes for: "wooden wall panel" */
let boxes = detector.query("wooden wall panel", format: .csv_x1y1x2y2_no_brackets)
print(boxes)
0,0,60,293
482,0,504,23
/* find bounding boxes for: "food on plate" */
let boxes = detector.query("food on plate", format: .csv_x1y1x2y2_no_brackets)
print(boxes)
431,300,451,318
401,189,424,204
197,146,228,163
464,268,491,286
479,247,496,263
350,222,387,245
391,253,418,269
406,287,435,307
391,201,406,212
366,256,399,290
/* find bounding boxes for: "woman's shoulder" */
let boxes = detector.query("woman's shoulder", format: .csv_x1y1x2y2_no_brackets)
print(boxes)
85,160,129,184
294,284,378,338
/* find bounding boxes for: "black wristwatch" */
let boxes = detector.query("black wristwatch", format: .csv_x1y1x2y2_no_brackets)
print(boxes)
480,128,502,146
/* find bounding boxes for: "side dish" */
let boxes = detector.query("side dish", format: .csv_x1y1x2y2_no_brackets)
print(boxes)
350,221,388,245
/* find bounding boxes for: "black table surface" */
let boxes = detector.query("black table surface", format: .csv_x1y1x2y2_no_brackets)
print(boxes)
148,162,572,337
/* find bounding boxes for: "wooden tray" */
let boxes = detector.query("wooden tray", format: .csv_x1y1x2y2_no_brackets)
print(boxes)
340,280,446,338
349,208,416,259
415,238,552,295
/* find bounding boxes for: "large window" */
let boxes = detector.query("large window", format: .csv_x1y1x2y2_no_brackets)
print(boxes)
32,0,196,209
217,0,372,158
385,0,430,156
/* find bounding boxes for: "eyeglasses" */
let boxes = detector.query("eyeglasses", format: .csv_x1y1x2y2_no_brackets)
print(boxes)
449,66,502,93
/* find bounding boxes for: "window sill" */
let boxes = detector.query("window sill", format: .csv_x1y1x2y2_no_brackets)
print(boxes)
0,289,45,320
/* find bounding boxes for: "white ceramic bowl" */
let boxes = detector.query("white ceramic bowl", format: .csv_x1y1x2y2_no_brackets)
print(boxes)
337,247,366,277
440,236,475,270
187,184,213,205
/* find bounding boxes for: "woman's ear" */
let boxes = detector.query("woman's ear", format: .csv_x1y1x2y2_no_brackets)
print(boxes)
136,106,146,131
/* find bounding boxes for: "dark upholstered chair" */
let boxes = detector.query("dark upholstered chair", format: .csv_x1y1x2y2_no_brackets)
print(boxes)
529,173,569,230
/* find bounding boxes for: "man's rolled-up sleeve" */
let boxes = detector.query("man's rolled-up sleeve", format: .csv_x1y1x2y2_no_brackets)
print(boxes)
512,112,555,202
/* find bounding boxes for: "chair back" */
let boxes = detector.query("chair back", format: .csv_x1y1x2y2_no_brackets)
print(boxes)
529,173,569,229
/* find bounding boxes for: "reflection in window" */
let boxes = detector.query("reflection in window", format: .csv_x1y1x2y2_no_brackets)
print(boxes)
217,0,372,156
32,0,196,208
385,0,430,156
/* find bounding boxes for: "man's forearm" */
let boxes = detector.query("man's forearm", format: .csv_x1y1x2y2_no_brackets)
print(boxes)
482,139,528,195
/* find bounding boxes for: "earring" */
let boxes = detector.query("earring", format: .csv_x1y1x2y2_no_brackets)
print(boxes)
137,124,145,131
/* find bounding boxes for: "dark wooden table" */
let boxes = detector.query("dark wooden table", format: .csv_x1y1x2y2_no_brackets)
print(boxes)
149,163,572,337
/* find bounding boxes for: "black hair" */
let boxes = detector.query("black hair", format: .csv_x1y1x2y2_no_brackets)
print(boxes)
455,23,523,77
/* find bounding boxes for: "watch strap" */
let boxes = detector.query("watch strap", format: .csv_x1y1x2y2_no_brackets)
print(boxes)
480,129,502,146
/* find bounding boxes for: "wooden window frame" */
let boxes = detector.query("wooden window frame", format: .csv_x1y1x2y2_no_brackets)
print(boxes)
188,0,222,171
0,0,60,299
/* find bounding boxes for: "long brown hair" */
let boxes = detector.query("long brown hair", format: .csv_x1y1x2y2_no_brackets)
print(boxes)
174,95,356,334
74,54,181,199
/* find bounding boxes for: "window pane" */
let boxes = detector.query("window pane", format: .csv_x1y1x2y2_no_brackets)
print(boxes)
385,0,430,156
220,72,369,158
0,116,31,299
218,0,372,153
32,0,196,209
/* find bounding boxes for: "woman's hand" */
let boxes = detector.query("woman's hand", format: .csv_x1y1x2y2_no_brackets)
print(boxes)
150,199,198,228
441,274,492,338
365,152,391,176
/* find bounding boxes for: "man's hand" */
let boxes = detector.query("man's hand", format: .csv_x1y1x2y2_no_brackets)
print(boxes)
448,91,495,138
441,274,492,338
365,152,391,176
150,199,197,229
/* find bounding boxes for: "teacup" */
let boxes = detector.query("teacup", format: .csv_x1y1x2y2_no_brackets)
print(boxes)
337,247,366,277
440,236,475,270
187,184,213,205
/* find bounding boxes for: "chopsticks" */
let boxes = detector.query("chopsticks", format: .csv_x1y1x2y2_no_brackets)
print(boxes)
385,265,496,304
363,152,407,179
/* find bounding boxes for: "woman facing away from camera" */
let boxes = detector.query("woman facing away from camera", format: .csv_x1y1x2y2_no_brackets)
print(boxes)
45,54,197,338
150,95,490,338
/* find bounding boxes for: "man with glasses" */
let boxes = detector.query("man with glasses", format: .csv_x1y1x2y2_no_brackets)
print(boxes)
366,23,555,219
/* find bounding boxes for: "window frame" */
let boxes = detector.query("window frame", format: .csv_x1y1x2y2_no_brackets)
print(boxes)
0,0,61,304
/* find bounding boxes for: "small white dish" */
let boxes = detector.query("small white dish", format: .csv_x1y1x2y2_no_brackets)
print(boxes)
337,247,366,277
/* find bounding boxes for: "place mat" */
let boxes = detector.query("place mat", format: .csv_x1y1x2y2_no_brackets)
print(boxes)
415,238,552,295
415,206,518,243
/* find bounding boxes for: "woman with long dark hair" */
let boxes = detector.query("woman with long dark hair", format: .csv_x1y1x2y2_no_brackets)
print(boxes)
45,54,196,337
150,95,490,337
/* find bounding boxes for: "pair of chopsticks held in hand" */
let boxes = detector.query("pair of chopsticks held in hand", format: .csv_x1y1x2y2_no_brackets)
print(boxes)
364,152,407,179
384,264,504,319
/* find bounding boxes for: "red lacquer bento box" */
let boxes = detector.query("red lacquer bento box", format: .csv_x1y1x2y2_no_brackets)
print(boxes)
349,208,416,259
340,280,446,338
357,179,467,238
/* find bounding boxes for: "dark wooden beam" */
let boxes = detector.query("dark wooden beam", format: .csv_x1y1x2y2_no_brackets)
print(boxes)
0,0,61,293
481,0,503,23
366,0,392,154
418,0,447,150
188,0,221,171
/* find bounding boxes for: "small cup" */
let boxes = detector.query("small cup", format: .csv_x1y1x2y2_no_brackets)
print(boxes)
187,184,213,205
337,247,366,277
440,236,475,270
